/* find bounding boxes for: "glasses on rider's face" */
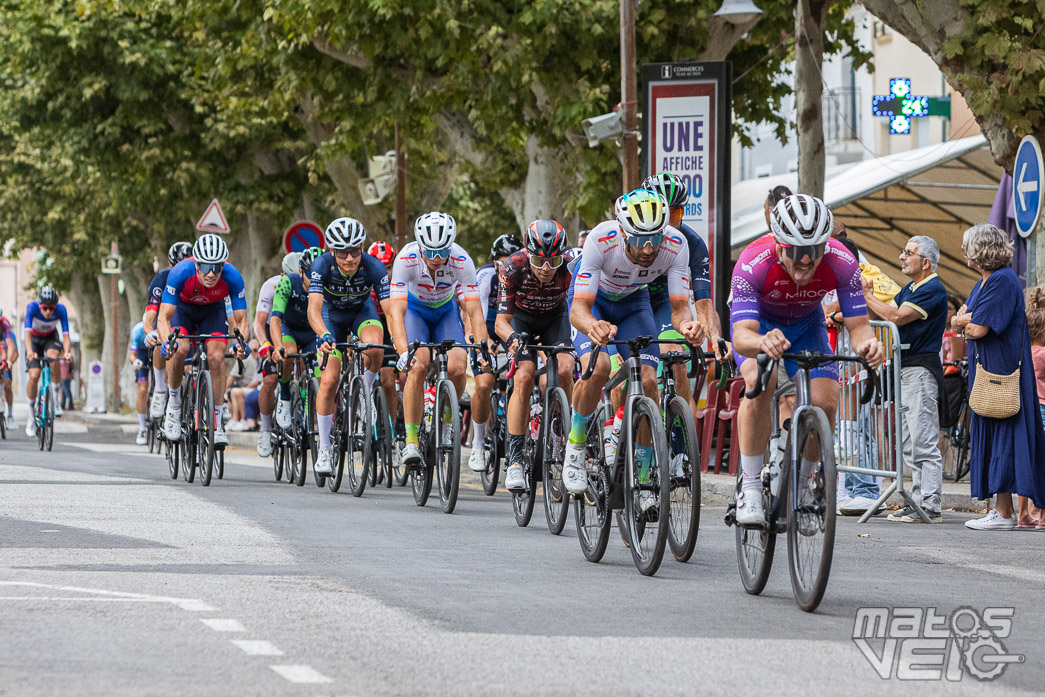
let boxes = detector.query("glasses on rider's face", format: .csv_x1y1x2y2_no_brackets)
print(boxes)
333,247,362,260
422,247,451,260
530,255,564,270
623,232,665,249
197,262,224,276
780,243,824,261
40,304,56,312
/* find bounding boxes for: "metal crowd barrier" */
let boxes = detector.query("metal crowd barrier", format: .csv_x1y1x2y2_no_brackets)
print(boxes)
835,320,929,523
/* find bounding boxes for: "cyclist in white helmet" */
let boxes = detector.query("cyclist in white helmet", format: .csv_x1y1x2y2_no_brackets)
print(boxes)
253,252,298,458
730,194,883,525
158,234,251,447
387,211,491,467
307,217,392,475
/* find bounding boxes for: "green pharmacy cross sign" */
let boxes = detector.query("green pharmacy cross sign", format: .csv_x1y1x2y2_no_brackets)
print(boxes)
871,78,951,134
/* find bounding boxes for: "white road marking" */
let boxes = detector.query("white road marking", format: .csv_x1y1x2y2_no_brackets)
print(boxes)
0,581,211,611
0,596,168,602
200,618,246,632
269,665,333,684
231,640,284,656
63,441,163,458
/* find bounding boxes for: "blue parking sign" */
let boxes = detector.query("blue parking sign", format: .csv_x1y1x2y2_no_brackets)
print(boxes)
1013,136,1043,238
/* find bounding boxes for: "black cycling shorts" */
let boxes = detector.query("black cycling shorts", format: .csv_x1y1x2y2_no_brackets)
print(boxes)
509,308,570,363
28,333,63,369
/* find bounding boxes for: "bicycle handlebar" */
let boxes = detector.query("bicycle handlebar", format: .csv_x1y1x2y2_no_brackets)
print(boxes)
744,351,879,405
320,340,394,371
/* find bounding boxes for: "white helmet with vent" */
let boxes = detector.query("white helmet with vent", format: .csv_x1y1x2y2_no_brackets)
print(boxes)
414,212,457,250
324,217,367,250
193,234,229,264
770,194,833,246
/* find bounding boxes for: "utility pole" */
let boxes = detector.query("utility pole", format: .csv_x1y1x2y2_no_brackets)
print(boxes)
620,0,640,193
110,240,120,413
395,123,407,249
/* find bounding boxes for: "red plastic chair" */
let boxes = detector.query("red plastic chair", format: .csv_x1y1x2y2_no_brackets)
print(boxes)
714,378,746,475
695,377,723,472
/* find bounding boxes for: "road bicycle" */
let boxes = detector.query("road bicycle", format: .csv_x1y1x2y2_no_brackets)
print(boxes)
474,347,510,496
33,356,60,451
162,328,245,487
725,350,877,612
143,352,161,454
941,359,970,483
574,337,671,576
504,336,574,534
405,338,491,514
271,351,318,486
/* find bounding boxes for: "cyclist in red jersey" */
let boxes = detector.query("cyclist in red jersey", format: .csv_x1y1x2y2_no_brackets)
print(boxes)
368,240,399,431
730,195,884,525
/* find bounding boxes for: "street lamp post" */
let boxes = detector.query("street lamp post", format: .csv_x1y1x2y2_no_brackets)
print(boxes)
702,0,765,61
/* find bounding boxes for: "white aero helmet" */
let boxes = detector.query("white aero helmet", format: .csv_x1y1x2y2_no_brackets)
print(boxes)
193,234,229,264
414,211,457,250
281,252,299,276
324,217,367,250
770,194,833,247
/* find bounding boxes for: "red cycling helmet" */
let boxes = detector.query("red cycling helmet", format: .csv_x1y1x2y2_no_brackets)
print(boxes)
368,240,396,265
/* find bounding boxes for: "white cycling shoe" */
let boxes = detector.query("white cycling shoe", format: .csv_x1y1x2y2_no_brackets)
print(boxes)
401,442,422,467
162,404,181,441
257,432,273,457
275,398,291,429
735,488,765,527
505,463,527,492
562,443,588,495
54,403,63,418
467,447,486,472
315,448,334,474
25,417,36,438
213,426,229,447
135,429,148,446
149,390,167,419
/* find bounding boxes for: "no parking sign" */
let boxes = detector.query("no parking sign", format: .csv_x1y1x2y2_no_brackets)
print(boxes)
282,221,324,253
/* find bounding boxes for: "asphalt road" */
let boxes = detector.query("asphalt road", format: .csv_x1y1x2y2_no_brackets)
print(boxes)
1,418,1043,696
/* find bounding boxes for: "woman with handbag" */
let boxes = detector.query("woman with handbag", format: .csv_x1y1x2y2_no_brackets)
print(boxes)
952,223,1045,530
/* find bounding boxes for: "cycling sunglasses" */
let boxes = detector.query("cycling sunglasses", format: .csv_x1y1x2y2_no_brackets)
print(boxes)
529,255,564,270
333,246,363,259
623,232,665,249
422,247,451,260
39,304,56,312
780,243,825,261
196,261,224,275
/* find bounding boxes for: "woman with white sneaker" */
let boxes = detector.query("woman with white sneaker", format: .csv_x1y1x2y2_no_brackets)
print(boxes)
952,224,1045,530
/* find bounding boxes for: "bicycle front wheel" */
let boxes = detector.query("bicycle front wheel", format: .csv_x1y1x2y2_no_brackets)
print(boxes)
346,376,371,497
42,391,55,452
542,386,570,535
573,403,611,563
373,387,394,488
665,395,700,562
393,390,409,487
435,379,461,514
290,385,307,486
734,471,776,596
273,431,284,482
786,406,836,613
624,397,670,576
165,435,179,480
480,389,502,496
196,371,215,487
182,390,196,484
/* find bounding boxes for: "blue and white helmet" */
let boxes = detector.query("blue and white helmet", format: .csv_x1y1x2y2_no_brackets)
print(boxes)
324,217,366,250
414,212,456,250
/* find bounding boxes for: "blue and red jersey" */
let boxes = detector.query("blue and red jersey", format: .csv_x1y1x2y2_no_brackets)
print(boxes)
24,301,70,337
162,259,247,312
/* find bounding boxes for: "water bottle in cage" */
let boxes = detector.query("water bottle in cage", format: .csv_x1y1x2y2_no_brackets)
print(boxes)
423,385,436,423
529,401,543,440
603,406,625,463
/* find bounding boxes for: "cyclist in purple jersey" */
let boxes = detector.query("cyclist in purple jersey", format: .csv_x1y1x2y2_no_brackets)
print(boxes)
730,195,884,526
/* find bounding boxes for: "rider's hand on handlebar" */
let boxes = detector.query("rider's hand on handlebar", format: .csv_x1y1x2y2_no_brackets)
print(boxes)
396,351,413,372
679,319,706,346
26,350,37,362
145,330,160,347
587,320,617,347
856,337,885,370
758,329,790,360
714,337,733,361
318,333,335,355
232,342,251,360
258,341,273,359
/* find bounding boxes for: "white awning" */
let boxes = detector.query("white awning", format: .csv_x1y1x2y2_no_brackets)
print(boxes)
731,135,999,297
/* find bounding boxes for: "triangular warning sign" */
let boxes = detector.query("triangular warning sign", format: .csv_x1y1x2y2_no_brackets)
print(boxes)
195,199,230,234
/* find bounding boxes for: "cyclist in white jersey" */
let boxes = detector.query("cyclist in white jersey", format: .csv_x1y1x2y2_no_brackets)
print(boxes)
253,253,297,458
562,190,706,494
387,212,491,466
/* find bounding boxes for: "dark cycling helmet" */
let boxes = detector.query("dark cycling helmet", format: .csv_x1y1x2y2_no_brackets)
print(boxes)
298,246,322,274
490,234,523,261
39,286,59,305
368,241,396,265
168,241,193,266
642,172,689,209
525,219,568,258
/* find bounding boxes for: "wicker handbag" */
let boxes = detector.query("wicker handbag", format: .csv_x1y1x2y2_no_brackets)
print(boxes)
968,320,1023,419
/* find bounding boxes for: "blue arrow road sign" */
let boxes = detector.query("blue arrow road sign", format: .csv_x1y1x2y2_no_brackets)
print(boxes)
1013,135,1043,238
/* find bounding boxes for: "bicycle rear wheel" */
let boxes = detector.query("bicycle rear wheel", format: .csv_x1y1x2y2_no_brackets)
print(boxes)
573,404,611,563
479,389,502,496
290,385,307,486
166,436,179,480
412,423,433,507
346,376,371,497
44,391,55,452
624,397,670,576
182,389,196,484
435,380,461,514
196,371,215,487
273,431,284,482
542,386,570,535
512,436,538,527
786,407,836,613
393,390,409,487
307,377,325,488
734,472,776,596
665,395,700,562
374,388,393,489
36,391,45,451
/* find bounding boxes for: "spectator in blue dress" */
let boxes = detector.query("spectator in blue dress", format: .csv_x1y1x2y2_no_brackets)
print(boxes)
952,223,1045,530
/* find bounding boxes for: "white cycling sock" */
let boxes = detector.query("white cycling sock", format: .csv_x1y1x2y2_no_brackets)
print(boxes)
472,419,486,448
138,414,147,430
153,366,167,392
318,414,333,450
213,408,224,431
364,370,377,393
740,453,763,493
168,387,181,408
260,413,272,433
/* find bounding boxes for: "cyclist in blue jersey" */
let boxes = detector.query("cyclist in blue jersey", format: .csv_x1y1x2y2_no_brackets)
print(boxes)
128,315,150,444
307,218,392,475
24,286,72,437
270,247,321,430
158,234,251,446
477,234,522,342
145,242,193,421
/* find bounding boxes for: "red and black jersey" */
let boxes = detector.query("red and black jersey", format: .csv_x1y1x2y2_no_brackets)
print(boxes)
497,249,573,315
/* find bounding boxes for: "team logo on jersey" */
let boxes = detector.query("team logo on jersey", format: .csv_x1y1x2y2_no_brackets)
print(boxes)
665,234,682,248
597,230,617,243
402,252,418,261
577,272,592,280
451,255,467,263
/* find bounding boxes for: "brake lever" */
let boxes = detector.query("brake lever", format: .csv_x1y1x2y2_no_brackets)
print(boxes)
744,353,772,399
581,344,602,381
